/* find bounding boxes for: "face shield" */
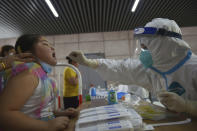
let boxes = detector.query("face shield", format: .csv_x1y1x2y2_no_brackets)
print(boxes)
133,27,183,68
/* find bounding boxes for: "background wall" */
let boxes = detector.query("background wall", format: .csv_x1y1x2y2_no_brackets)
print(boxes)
1,27,197,61
0,27,197,88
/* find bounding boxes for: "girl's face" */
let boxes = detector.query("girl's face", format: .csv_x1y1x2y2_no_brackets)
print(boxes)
34,37,57,66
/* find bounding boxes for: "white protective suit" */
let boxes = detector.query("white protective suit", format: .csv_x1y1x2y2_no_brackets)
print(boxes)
96,18,197,101
69,18,197,116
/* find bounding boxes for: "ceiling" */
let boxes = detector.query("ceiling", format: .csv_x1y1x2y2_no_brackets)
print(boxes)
0,0,197,38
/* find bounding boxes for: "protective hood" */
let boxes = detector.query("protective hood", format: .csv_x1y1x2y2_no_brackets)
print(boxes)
140,18,191,72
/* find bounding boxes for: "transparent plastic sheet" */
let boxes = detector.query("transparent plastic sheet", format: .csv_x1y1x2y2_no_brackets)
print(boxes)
133,101,173,121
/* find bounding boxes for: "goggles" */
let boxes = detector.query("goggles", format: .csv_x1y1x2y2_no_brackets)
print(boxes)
134,27,182,39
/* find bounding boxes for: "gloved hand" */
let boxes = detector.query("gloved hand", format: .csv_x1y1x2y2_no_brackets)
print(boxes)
158,91,186,113
159,91,197,117
68,51,98,68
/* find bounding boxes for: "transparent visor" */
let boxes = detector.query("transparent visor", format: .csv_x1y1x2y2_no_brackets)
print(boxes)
133,36,149,59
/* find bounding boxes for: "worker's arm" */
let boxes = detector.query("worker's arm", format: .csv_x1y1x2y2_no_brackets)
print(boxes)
68,51,152,88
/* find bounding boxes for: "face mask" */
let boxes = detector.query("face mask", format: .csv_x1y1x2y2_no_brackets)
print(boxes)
139,49,153,68
39,61,52,73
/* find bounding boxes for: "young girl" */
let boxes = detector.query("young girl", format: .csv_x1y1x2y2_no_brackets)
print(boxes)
0,34,78,131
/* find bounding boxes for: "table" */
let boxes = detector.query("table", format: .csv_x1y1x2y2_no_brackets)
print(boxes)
145,117,197,131
67,102,197,131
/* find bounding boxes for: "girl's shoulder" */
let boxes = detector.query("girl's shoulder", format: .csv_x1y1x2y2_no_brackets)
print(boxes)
0,61,45,90
10,61,46,78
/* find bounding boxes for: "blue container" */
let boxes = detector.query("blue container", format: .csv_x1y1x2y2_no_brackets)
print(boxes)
117,92,127,100
91,87,96,96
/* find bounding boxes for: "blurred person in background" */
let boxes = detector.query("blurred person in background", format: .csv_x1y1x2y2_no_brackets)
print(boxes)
63,57,79,109
0,45,15,57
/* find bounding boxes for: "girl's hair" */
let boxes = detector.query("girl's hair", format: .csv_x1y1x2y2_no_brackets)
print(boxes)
15,34,41,54
0,45,15,57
